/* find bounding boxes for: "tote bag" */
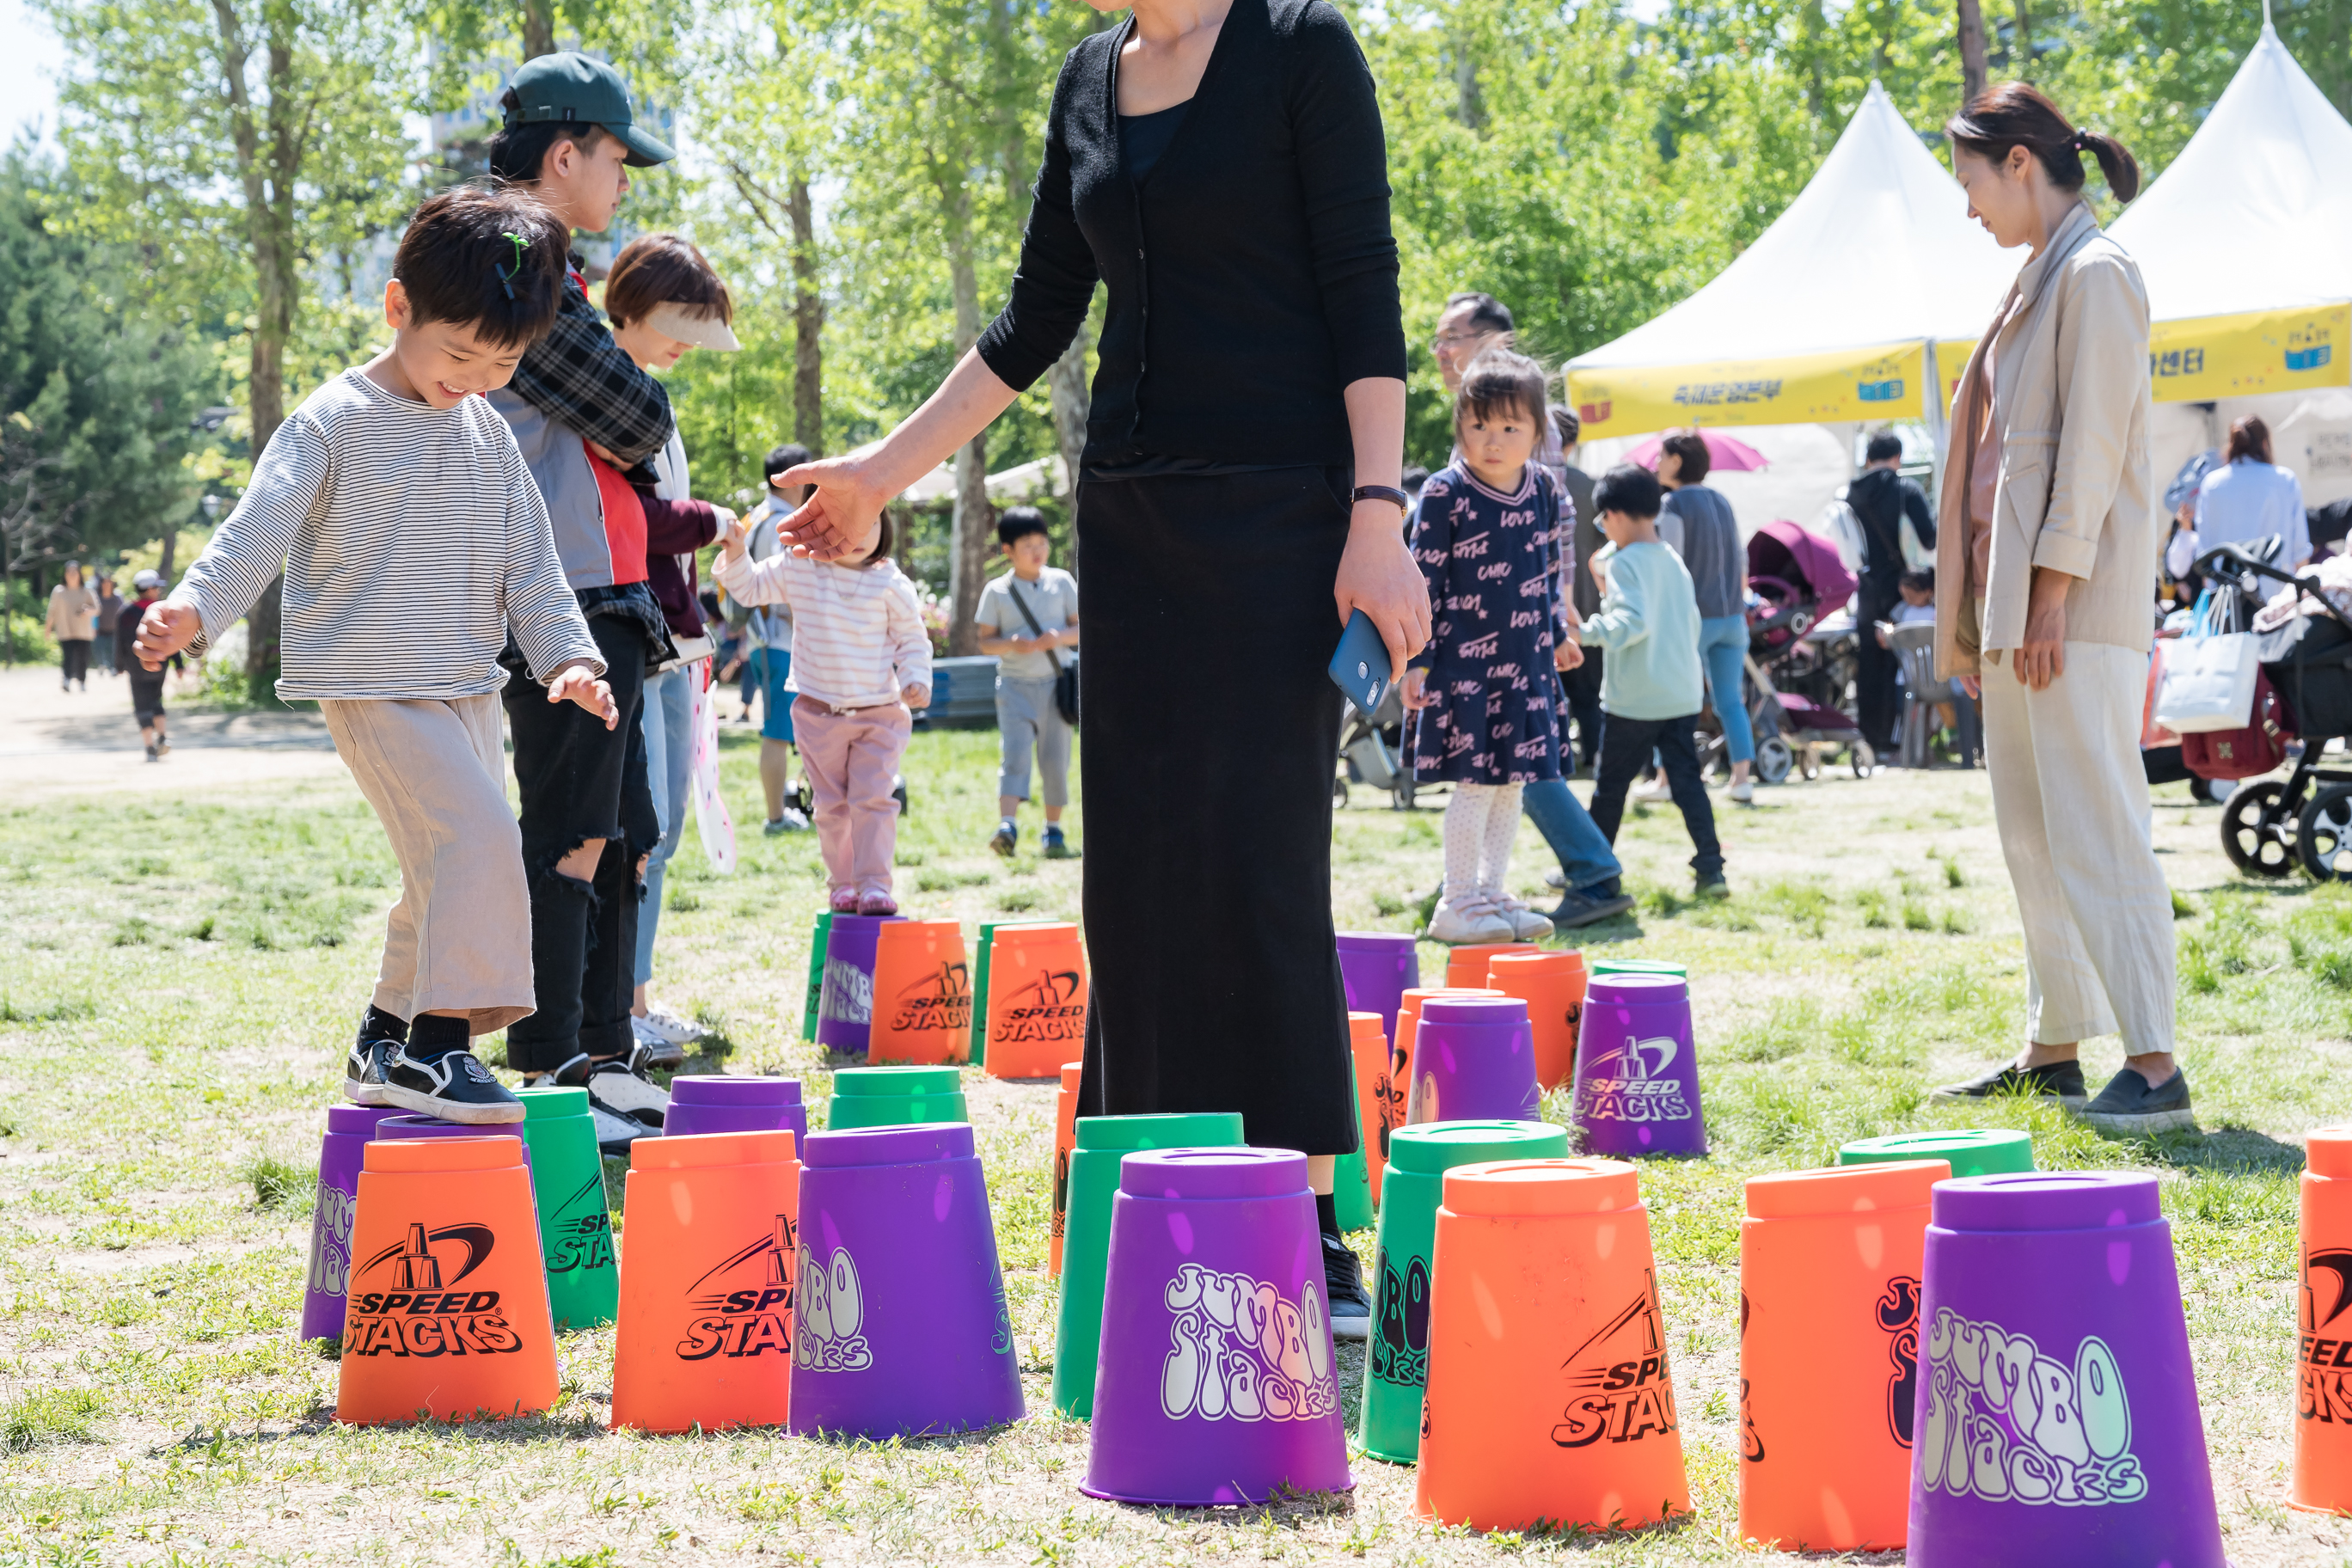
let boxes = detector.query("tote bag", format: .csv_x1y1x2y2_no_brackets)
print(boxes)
2154,590,2261,734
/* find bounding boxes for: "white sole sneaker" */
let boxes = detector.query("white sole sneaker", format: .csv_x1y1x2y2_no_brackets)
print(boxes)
1428,901,1514,944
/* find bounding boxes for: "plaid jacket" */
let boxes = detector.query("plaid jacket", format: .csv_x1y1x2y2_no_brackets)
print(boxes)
509,266,674,467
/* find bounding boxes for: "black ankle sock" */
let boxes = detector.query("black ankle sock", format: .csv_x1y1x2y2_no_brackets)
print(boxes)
1314,1191,1340,1238
361,1005,408,1044
407,1014,469,1061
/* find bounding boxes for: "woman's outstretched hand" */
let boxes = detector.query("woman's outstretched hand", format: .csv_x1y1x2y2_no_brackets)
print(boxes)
774,453,888,562
1335,500,1431,681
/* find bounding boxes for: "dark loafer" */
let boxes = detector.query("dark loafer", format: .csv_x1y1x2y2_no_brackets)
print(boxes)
1929,1058,2088,1108
2079,1066,2197,1135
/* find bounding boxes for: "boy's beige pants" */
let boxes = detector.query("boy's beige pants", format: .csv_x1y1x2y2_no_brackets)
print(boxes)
1980,641,2176,1055
322,695,533,1035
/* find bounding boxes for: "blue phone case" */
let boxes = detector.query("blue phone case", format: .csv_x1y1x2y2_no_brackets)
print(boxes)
1329,609,1393,714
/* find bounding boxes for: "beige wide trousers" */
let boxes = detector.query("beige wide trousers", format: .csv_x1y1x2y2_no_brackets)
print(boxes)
1980,640,2177,1054
322,695,534,1034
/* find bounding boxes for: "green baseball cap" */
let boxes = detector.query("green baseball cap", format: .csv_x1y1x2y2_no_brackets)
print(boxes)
502,52,675,168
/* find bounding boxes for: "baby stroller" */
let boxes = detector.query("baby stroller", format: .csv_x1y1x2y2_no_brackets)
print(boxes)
2191,543,2352,880
1336,683,1426,811
1712,520,1877,782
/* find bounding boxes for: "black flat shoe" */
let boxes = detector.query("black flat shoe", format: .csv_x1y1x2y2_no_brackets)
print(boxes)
343,1037,397,1106
1322,1229,1371,1341
381,1047,524,1124
1929,1058,2088,1108
2080,1066,2196,1134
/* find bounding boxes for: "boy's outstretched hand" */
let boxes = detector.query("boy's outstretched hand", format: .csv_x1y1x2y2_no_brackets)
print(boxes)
548,665,619,729
133,602,201,671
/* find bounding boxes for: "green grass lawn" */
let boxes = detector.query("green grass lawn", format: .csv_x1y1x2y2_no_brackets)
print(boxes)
3,727,2350,1565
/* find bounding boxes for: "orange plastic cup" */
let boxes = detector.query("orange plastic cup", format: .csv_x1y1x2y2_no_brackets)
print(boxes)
1050,1060,1083,1276
335,1135,560,1424
1444,942,1535,989
983,922,1088,1079
866,920,972,1065
1393,988,1502,1139
1348,1014,1393,1206
1738,1159,1946,1549
1415,1158,1689,1532
2298,1128,2352,1510
610,1129,800,1433
1486,951,1588,1093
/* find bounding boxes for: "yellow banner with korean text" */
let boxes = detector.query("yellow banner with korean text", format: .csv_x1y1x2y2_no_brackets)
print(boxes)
2146,304,2350,403
1567,342,1926,440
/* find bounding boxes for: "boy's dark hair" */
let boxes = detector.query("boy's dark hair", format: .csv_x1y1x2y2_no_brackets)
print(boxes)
1552,407,1581,447
1455,349,1548,434
394,187,568,349
1593,463,1663,520
1659,429,1712,484
1445,291,1515,336
764,443,811,483
1900,567,1936,594
487,107,615,189
1865,431,1905,463
605,232,732,329
997,506,1050,548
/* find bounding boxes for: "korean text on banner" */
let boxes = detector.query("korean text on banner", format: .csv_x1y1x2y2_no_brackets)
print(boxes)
2147,304,2352,403
1567,341,1925,440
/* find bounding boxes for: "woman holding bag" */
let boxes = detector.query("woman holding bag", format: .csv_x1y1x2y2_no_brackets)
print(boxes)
1927,84,2190,1134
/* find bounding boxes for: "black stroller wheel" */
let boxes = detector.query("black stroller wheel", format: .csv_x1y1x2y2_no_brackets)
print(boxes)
2221,779,2297,879
1755,735,1795,786
2300,784,2352,880
1332,775,1350,809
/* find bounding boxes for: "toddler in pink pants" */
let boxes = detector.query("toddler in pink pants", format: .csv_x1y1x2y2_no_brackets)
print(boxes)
716,512,931,914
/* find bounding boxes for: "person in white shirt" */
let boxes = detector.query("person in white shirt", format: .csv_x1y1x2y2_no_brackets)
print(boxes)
974,507,1080,859
715,511,932,915
2190,415,2309,569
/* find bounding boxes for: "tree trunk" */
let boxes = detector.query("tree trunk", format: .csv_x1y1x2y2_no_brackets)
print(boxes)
158,524,176,580
942,181,993,657
789,174,824,454
1957,0,1988,107
1451,46,1485,132
521,0,555,60
2011,0,2030,66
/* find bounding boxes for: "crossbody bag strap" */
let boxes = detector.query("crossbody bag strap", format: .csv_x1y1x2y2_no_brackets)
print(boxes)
1004,578,1063,672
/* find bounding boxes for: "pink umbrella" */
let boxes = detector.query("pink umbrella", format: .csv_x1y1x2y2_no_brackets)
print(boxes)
1624,430,1770,473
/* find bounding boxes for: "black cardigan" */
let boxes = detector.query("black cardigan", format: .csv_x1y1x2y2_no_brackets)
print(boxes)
976,0,1407,468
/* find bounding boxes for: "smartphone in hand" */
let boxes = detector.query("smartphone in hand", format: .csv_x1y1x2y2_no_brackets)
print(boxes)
1329,608,1393,714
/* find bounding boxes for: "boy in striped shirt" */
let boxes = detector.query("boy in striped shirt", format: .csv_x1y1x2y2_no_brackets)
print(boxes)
134,187,615,1125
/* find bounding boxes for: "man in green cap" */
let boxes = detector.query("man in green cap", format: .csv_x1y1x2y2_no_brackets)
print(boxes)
482,52,683,1141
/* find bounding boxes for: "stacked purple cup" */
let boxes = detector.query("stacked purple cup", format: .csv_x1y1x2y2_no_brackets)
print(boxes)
300,1105,404,1341
1084,1147,1351,1506
375,1114,534,1165
664,1075,807,1142
817,914,905,1056
1404,995,1540,1125
1572,972,1707,1156
1336,931,1418,1045
788,1122,1024,1439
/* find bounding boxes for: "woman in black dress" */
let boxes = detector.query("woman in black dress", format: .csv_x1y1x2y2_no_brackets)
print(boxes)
775,0,1424,1334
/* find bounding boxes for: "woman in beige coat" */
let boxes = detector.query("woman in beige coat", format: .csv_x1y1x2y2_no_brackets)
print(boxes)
1927,85,2190,1135
44,561,99,693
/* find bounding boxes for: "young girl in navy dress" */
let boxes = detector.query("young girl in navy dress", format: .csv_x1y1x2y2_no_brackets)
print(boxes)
1401,351,1572,944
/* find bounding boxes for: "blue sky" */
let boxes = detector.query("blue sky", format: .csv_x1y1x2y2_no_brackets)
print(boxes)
3,0,63,148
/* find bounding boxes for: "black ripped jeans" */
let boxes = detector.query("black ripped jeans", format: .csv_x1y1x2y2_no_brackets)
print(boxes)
502,613,658,1075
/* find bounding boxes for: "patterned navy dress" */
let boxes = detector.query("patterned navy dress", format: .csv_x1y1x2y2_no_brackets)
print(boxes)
1406,462,1566,785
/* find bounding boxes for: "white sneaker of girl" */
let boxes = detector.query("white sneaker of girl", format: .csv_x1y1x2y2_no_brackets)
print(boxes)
1429,896,1514,944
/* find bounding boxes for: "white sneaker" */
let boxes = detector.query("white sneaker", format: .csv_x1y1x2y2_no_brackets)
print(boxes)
1492,897,1554,941
634,1005,706,1046
1428,897,1514,944
1633,778,1674,803
585,1053,672,1127
1728,779,1755,805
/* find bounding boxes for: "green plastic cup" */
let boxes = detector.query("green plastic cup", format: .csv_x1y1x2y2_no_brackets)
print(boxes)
802,911,834,1042
512,1085,619,1330
971,919,1058,1069
1838,1127,2035,1178
825,1063,970,1130
1360,1118,1569,1463
1588,958,1687,979
1051,1111,1246,1419
1333,1074,1374,1232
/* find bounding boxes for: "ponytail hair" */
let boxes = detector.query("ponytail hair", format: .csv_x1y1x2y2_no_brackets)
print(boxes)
2226,414,2273,466
1946,83,2141,205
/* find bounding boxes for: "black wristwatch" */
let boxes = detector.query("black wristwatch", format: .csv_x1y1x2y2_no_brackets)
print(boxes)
1351,484,1411,518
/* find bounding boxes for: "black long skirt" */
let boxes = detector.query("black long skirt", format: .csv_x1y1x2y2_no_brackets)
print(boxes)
1072,464,1359,1157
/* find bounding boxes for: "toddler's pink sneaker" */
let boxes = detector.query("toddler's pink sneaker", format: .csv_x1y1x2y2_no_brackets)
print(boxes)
857,892,899,916
830,888,861,914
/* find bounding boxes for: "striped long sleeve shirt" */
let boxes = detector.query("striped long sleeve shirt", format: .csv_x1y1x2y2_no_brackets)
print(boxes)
716,548,932,711
170,370,602,702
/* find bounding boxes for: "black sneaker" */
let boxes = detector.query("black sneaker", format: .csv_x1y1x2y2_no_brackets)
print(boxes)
1550,886,1636,928
1322,1230,1371,1341
344,1037,397,1106
381,1046,524,1124
542,1048,671,1129
587,1100,651,1156
1930,1058,2088,1109
2080,1065,2197,1135
1694,875,1731,901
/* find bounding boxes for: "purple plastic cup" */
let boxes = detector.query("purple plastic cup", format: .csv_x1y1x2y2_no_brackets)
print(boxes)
1404,996,1539,1126
1083,1147,1351,1506
377,1114,535,1166
300,1105,404,1341
665,1075,808,1143
1336,932,1419,1046
1572,973,1706,1157
1908,1172,2224,1567
788,1122,1024,1438
818,915,905,1056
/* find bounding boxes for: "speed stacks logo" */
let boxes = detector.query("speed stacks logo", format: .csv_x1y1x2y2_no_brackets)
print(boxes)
344,1222,524,1358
